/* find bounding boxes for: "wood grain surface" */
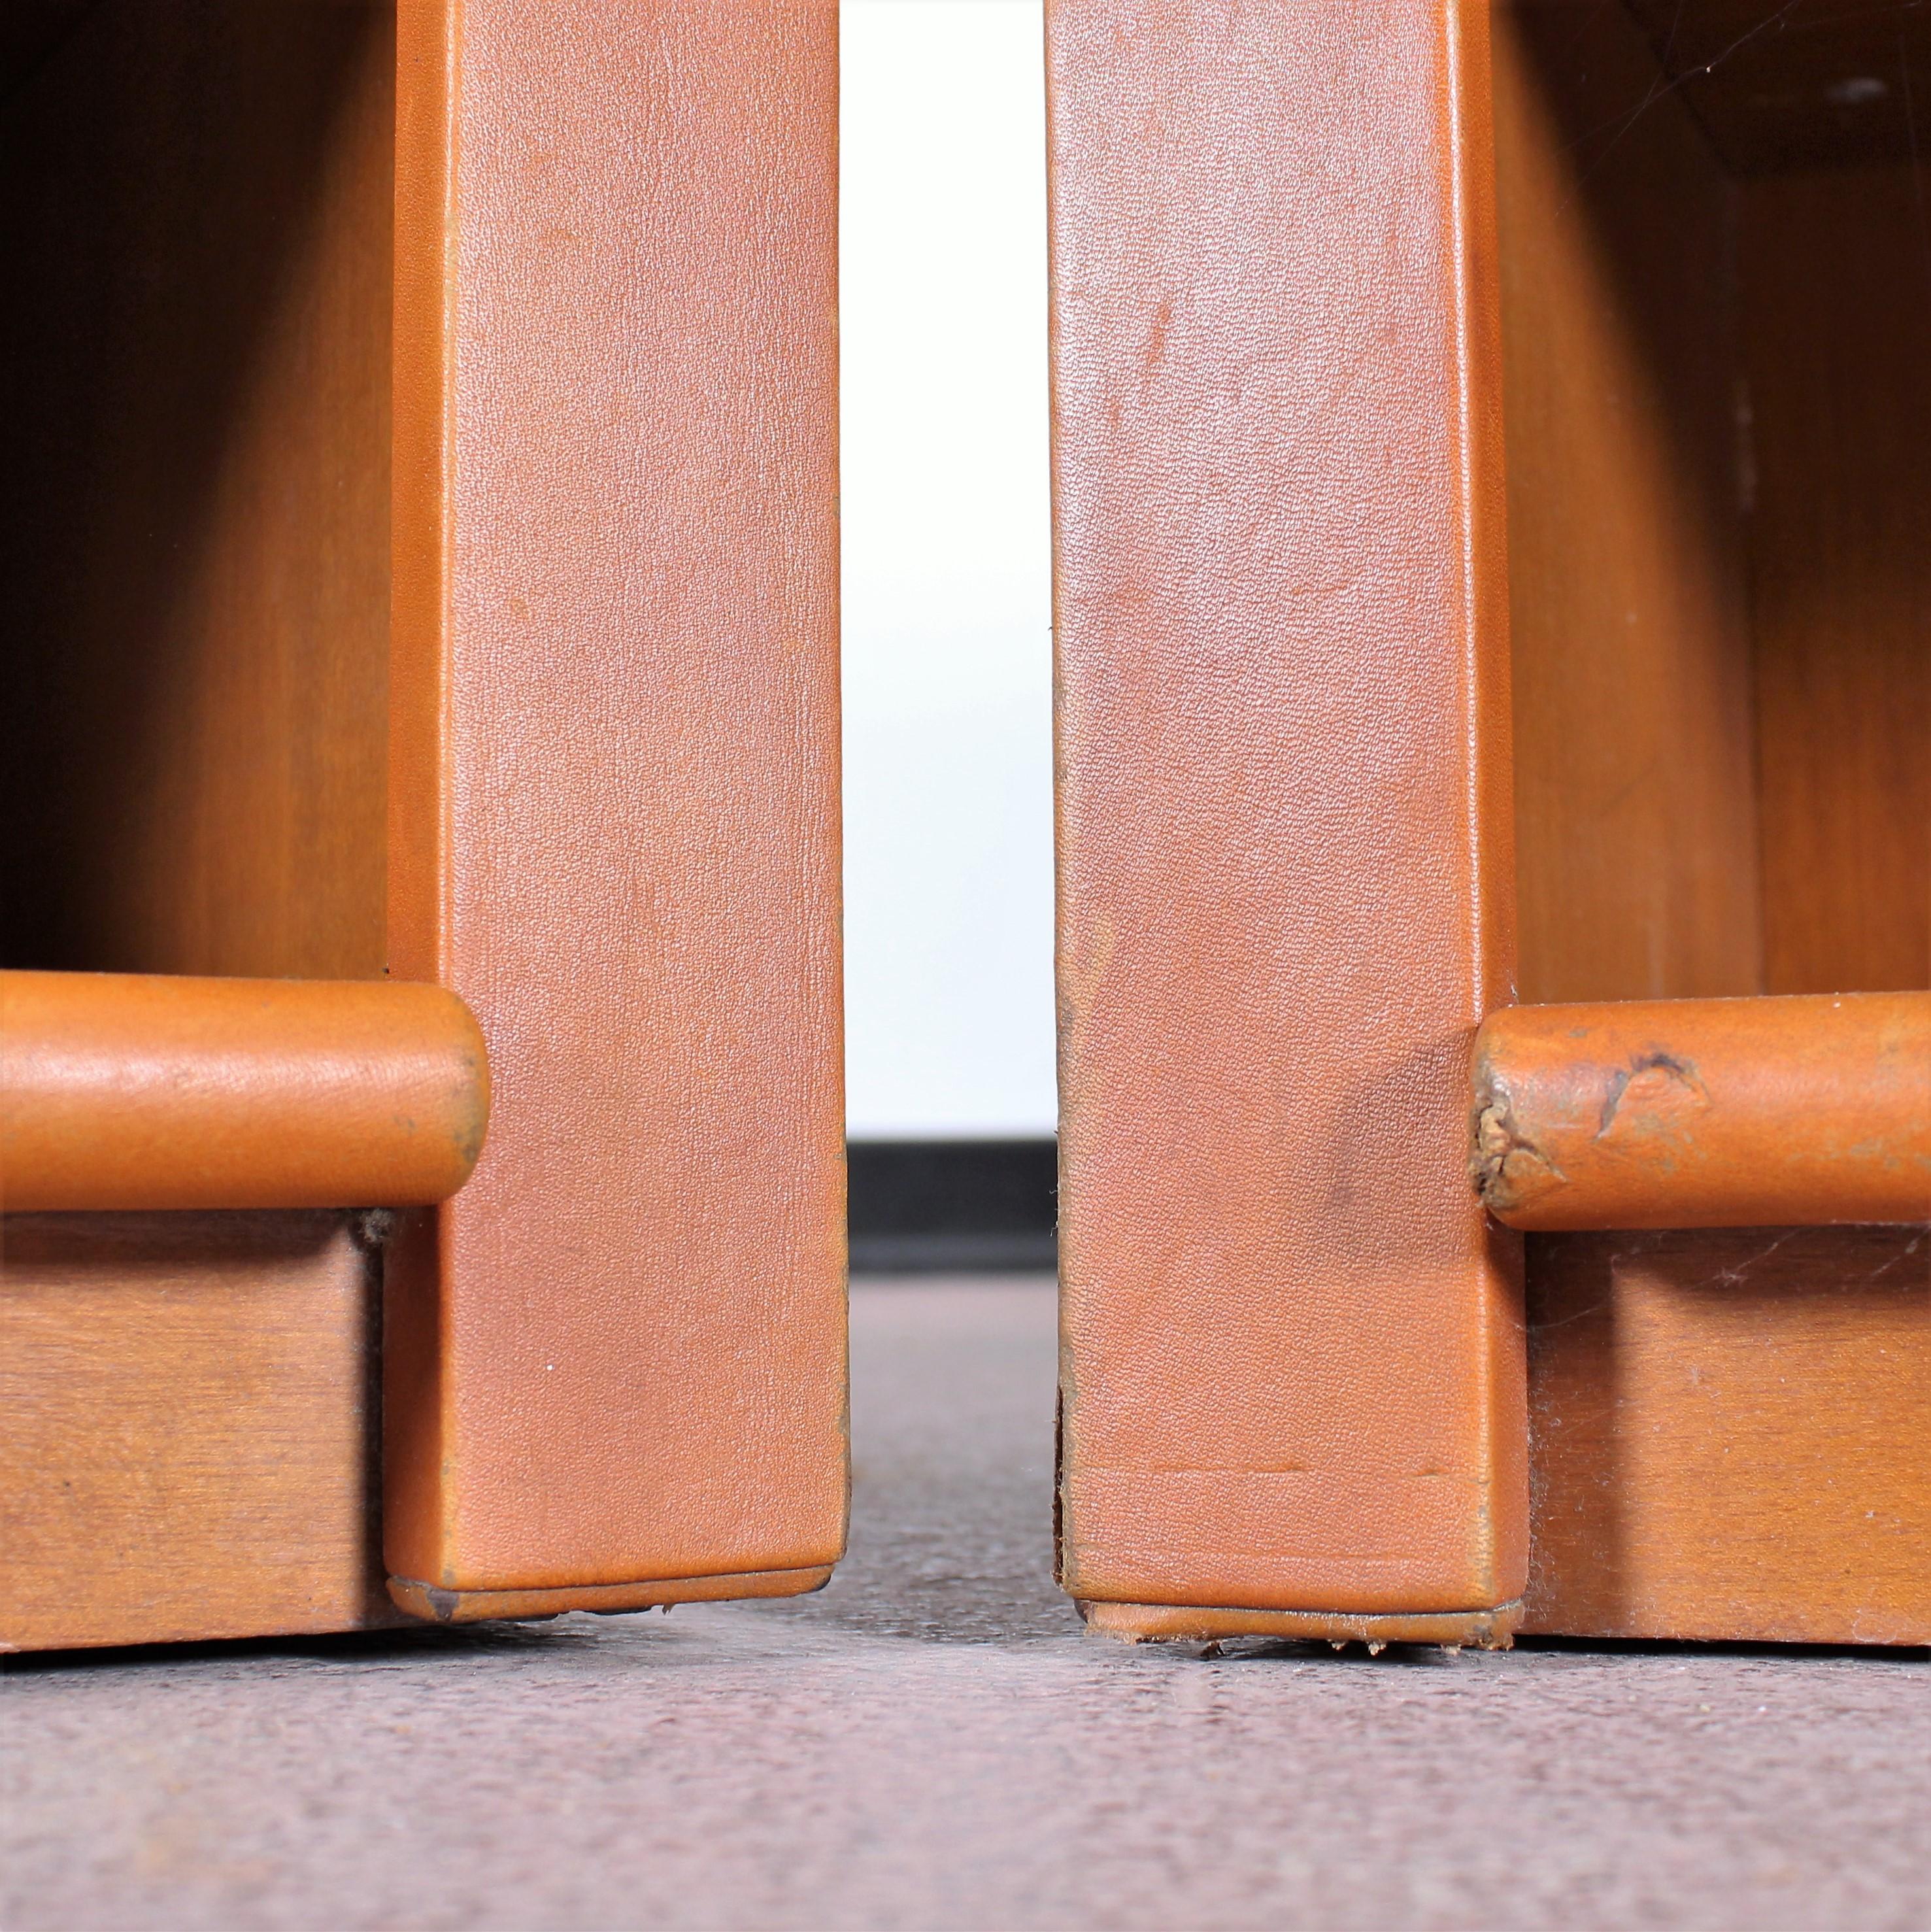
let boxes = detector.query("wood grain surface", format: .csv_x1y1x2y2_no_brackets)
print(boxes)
1496,5,1928,1006
1745,163,1931,997
1494,0,1763,1007
0,1,392,980
1524,1224,1930,1645
1495,5,1928,1646
1,1211,397,1652
1619,0,1931,175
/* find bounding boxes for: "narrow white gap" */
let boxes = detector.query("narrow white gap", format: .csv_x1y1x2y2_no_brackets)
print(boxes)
840,0,1054,1140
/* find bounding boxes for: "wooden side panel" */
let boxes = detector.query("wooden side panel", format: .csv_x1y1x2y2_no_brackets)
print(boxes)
1620,0,1931,176
1048,0,1525,1625
0,1212,395,1652
1524,1225,1930,1646
1745,165,1931,998
0,1,393,981
384,0,847,1599
1492,11,1927,1645
1492,0,1762,1006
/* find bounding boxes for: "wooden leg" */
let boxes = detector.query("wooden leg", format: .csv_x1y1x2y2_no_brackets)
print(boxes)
1046,0,1525,1633
383,0,847,1608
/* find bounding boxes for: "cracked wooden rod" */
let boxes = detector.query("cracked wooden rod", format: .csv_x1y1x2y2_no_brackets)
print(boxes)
1471,992,1930,1231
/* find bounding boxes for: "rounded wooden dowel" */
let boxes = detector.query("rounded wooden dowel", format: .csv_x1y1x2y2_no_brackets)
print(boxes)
1,971,490,1212
1472,992,1931,1230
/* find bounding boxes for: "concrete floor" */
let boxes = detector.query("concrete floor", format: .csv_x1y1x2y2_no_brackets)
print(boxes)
5,1278,1928,1931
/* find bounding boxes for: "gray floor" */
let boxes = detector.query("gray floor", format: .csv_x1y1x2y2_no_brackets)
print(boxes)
5,1279,1928,1931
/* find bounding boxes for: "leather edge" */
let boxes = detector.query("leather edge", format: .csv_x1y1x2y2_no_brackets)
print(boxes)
1077,1599,1524,1650
387,1565,837,1624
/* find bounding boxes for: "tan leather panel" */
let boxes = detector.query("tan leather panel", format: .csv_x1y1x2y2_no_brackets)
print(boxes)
384,1,847,1596
1475,992,1931,1230
1048,0,1526,1617
1,971,487,1212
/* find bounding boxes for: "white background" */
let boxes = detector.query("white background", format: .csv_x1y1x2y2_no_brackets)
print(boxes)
841,0,1056,1139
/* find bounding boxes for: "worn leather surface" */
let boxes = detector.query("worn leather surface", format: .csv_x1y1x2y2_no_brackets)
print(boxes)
1049,0,1527,1616
0,971,486,1211
1081,1601,1522,1649
384,0,847,1595
1475,992,1931,1230
386,1566,837,1625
